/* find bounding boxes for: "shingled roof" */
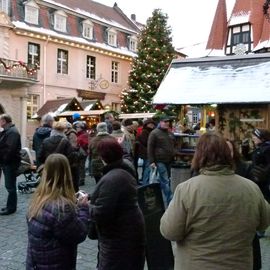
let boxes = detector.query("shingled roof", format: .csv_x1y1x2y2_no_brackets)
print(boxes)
206,0,270,54
18,0,139,33
38,0,139,33
229,0,265,48
206,0,227,50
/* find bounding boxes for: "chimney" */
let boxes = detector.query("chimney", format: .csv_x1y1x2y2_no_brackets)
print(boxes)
131,14,136,21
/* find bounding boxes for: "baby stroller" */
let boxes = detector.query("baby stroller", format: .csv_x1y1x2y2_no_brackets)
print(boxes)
17,147,41,193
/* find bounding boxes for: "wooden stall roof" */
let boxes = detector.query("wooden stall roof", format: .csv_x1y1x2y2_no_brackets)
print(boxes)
34,97,82,118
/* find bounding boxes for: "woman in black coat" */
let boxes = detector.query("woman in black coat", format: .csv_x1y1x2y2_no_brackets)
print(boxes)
38,121,80,191
89,137,146,270
250,128,270,202
226,139,261,270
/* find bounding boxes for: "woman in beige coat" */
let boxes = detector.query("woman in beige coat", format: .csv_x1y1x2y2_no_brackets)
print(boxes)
160,132,270,270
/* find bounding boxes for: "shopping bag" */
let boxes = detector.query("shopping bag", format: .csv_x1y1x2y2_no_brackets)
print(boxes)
149,167,158,184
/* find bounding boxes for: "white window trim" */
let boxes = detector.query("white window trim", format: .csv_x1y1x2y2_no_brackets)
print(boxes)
111,61,119,83
86,55,96,79
28,43,40,65
54,10,67,32
0,0,9,14
82,19,93,39
107,28,117,47
57,49,68,74
129,35,137,52
24,1,39,25
27,94,39,119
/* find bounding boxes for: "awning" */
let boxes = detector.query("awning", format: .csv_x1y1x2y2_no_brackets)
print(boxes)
58,110,107,117
153,53,270,105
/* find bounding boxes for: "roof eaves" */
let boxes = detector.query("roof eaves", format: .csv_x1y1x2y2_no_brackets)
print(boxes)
171,52,270,65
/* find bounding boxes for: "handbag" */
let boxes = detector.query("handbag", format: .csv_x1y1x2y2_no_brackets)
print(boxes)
88,220,98,240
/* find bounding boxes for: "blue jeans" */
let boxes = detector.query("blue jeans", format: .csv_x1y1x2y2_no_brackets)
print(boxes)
142,159,151,185
156,162,172,206
2,163,19,211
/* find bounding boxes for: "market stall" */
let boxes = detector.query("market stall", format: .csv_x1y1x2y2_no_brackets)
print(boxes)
58,110,107,127
153,53,270,141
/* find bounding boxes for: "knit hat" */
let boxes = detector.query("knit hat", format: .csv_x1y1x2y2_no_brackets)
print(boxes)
72,112,81,121
159,114,171,122
97,122,108,133
252,128,270,142
74,121,87,130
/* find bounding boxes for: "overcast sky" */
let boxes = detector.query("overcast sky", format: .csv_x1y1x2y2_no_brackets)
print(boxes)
94,0,236,48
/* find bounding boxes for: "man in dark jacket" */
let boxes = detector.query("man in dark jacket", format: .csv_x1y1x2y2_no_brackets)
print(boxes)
0,114,21,215
137,119,155,185
148,114,175,206
32,113,54,167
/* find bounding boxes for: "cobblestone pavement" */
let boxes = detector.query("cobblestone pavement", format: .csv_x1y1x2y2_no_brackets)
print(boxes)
1,173,270,270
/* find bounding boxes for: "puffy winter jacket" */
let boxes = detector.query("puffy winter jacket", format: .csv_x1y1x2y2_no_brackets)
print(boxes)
26,203,89,270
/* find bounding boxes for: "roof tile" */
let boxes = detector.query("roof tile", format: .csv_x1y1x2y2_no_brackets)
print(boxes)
206,0,227,50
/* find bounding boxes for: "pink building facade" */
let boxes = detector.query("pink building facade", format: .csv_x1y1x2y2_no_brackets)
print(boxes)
0,0,140,146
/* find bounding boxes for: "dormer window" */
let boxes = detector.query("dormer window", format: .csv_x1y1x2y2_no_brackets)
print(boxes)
129,35,137,52
24,0,39,25
54,10,67,32
226,24,252,55
107,28,117,47
0,0,9,14
82,19,93,39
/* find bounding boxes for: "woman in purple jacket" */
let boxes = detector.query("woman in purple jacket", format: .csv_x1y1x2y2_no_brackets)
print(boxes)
26,154,90,270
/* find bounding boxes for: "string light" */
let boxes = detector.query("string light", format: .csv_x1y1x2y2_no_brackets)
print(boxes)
0,58,38,75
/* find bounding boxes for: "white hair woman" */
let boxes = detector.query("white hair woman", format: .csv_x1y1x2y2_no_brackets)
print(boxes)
26,154,90,270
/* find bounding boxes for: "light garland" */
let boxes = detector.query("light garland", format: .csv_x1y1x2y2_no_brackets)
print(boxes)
15,31,133,62
0,58,38,75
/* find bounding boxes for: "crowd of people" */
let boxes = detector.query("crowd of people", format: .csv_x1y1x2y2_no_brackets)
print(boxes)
0,111,270,269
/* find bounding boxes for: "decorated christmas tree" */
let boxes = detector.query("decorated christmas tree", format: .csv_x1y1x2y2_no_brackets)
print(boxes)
120,9,176,113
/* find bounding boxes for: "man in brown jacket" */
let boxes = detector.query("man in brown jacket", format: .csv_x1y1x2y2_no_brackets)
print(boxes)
148,114,175,205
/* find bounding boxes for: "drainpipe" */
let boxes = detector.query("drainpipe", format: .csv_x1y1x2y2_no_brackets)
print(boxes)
43,35,50,104
20,95,27,147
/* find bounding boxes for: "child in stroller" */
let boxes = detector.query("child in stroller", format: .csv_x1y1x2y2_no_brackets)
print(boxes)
17,147,41,193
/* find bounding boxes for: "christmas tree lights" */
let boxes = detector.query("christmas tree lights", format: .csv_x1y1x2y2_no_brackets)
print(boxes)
120,9,176,113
